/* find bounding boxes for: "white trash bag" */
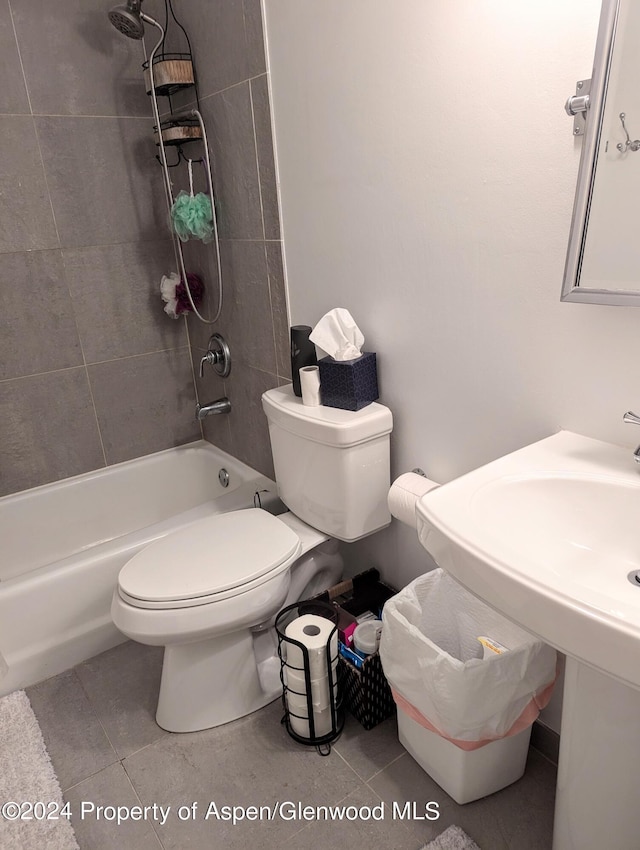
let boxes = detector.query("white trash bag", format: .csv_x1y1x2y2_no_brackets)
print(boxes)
379,570,557,746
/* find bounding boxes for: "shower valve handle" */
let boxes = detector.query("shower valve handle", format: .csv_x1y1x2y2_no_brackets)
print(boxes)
198,333,231,379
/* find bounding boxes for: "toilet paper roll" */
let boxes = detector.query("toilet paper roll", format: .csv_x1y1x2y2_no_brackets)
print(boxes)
387,472,440,530
299,365,321,406
289,704,333,739
284,614,338,680
285,667,338,708
285,614,338,679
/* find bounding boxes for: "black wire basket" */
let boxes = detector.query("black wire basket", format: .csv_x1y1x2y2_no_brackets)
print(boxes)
275,600,344,755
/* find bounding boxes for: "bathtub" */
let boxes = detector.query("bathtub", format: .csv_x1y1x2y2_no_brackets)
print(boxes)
0,441,274,697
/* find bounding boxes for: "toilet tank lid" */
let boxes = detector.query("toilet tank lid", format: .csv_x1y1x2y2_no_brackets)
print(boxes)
262,385,393,447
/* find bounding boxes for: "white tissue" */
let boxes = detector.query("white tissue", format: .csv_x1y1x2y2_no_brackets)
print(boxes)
309,308,364,361
388,472,440,529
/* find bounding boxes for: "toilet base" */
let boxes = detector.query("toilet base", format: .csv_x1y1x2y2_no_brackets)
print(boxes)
156,629,280,733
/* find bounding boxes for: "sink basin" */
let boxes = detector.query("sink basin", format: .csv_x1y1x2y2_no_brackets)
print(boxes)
415,430,640,849
416,430,640,689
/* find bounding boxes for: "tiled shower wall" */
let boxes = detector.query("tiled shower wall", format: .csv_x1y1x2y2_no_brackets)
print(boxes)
0,0,199,498
1,0,290,497
168,0,291,478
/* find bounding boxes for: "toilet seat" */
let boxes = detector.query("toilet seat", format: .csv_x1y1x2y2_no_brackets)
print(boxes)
118,509,301,610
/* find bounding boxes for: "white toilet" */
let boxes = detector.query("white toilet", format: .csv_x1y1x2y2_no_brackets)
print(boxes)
111,385,393,732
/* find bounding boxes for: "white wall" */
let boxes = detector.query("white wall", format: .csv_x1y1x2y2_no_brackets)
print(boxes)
263,0,633,733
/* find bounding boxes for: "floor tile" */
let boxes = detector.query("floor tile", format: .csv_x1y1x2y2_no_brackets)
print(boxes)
64,763,163,850
26,670,117,792
282,784,421,850
124,699,363,850
333,714,405,781
75,642,168,759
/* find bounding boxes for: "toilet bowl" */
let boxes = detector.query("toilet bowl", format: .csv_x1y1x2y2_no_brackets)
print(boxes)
112,510,343,732
113,385,393,733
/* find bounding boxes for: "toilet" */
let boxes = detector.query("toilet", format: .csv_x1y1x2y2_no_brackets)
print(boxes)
111,385,393,732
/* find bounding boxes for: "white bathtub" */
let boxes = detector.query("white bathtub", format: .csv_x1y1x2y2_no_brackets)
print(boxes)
0,441,274,696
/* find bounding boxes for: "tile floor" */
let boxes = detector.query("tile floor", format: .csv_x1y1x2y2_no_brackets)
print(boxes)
26,641,557,850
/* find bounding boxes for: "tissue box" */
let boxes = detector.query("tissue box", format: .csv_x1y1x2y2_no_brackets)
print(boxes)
318,352,378,411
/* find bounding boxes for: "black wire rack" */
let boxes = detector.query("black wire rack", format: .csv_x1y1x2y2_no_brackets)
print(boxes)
275,601,344,756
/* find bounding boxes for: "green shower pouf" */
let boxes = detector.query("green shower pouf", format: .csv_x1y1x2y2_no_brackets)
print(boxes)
171,190,214,243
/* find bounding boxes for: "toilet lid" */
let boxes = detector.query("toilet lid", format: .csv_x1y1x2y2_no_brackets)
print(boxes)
118,509,301,604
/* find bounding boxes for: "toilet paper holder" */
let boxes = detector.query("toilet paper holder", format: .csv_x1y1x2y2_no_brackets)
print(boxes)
275,601,344,755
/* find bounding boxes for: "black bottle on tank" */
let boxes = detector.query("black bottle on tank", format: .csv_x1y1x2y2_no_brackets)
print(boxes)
290,325,317,397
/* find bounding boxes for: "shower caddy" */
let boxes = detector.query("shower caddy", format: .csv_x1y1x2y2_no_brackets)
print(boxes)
142,9,222,324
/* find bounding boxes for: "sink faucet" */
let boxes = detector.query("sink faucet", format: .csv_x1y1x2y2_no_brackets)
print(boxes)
196,398,231,420
623,411,640,463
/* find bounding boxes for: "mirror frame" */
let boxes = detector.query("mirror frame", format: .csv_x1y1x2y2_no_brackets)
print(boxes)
560,0,637,305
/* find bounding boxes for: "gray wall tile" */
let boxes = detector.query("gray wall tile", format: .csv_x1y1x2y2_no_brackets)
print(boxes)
169,0,266,98
242,0,267,79
251,75,281,239
0,0,29,114
11,0,150,116
0,249,83,380
63,240,187,362
178,238,222,344
0,368,105,496
265,241,291,379
216,239,277,373
36,115,166,248
0,0,283,496
200,84,264,239
194,359,233,453
223,365,279,477
88,348,200,465
0,115,58,253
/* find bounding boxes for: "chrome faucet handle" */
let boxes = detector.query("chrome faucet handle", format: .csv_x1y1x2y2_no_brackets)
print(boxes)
199,351,214,378
623,412,640,464
198,333,231,379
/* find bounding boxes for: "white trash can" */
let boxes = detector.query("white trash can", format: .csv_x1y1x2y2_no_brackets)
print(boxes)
379,569,556,803
397,708,532,804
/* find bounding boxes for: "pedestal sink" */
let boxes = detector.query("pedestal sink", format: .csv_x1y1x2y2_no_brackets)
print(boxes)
415,431,640,850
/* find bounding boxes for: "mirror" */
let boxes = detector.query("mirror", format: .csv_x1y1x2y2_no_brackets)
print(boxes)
562,0,640,305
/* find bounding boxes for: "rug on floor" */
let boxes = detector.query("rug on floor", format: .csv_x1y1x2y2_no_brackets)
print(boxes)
0,689,79,850
422,824,481,850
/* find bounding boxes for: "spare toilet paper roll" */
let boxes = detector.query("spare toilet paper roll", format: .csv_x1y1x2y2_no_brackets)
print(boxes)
299,365,321,406
285,614,338,680
288,703,333,739
387,472,440,530
285,666,338,708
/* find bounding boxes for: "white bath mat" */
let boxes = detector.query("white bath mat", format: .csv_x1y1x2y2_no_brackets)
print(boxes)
421,825,481,850
0,690,79,850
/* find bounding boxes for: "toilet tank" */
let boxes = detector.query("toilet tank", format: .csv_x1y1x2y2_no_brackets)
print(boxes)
262,385,393,542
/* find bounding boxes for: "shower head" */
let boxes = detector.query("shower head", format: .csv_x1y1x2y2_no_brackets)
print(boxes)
108,0,145,39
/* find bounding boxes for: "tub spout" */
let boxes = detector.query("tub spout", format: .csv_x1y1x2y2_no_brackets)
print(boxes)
196,397,231,420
